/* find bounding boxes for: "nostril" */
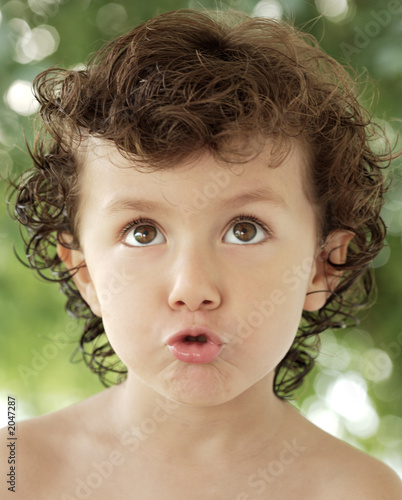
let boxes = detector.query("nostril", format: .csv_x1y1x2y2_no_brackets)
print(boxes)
169,294,220,312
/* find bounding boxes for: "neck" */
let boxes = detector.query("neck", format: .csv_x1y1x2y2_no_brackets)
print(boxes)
111,372,289,461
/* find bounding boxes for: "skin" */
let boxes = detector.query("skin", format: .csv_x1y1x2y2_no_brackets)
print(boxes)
2,139,401,499
72,139,329,409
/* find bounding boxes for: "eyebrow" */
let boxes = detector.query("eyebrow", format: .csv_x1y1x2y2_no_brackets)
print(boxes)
220,187,288,211
101,187,288,216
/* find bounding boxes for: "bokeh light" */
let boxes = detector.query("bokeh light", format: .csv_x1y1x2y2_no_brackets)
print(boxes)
8,18,59,63
317,331,351,371
5,80,39,116
362,348,393,383
315,0,349,21
252,0,283,19
326,372,370,421
96,3,128,35
372,242,391,269
28,0,62,17
305,399,343,436
377,414,402,447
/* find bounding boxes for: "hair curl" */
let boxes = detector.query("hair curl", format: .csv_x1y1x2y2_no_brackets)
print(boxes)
8,9,397,398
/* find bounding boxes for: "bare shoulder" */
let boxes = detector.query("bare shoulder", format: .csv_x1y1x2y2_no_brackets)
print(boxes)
0,416,56,499
0,388,113,499
338,452,402,500
325,440,402,499
320,434,402,500
289,406,402,500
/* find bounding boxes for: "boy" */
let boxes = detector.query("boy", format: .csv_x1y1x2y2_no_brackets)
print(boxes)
2,9,402,499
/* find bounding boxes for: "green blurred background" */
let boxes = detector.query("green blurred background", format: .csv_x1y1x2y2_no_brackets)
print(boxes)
0,0,401,476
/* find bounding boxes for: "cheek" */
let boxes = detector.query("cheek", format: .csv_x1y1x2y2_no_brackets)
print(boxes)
99,282,153,327
91,253,158,310
239,253,313,315
90,262,158,347
98,291,156,372
232,256,314,356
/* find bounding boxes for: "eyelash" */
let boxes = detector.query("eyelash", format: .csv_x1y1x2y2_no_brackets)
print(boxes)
119,213,271,242
120,218,157,239
230,213,271,238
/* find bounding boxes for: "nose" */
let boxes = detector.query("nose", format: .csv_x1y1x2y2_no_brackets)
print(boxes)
167,244,222,312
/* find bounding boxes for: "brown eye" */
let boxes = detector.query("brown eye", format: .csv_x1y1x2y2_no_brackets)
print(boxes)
233,222,257,242
134,225,157,244
223,217,268,245
123,221,165,247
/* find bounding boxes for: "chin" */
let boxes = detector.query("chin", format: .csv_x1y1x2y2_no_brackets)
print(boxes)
158,361,245,408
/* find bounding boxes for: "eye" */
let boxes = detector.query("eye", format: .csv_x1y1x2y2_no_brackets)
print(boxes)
122,219,166,247
223,216,269,245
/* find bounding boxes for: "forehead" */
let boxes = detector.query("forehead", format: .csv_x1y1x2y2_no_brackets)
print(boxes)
74,137,314,228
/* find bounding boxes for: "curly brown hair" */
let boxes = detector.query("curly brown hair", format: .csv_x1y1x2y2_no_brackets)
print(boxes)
8,9,396,398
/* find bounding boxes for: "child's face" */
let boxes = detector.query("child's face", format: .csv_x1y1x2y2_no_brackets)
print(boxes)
64,139,331,406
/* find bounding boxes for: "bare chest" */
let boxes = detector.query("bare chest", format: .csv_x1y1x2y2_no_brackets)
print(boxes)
41,443,313,500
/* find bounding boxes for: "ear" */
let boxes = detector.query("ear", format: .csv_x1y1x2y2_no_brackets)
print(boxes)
57,233,102,317
304,230,354,312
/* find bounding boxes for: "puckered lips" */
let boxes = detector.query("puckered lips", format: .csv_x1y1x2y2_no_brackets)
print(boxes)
165,326,224,364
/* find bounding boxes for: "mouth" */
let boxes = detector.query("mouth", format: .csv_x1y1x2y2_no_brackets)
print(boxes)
184,334,208,343
165,327,224,364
